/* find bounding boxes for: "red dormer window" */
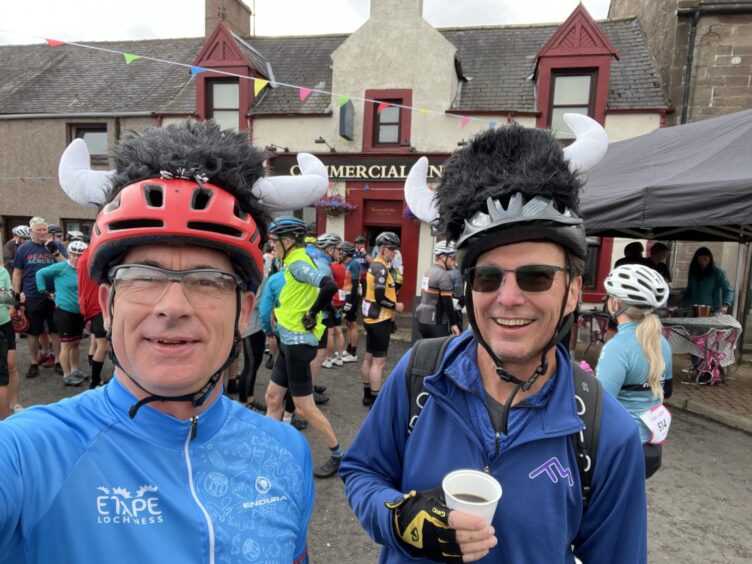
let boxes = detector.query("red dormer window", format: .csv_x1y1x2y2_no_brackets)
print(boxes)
535,4,618,132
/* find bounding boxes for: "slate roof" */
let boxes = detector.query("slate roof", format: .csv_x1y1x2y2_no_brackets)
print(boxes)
0,17,668,118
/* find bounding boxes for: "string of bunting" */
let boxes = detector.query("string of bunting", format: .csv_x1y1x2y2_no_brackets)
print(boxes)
0,176,56,182
1,29,498,130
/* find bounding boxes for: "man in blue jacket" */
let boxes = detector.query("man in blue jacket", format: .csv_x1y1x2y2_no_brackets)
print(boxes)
340,118,648,563
0,122,326,563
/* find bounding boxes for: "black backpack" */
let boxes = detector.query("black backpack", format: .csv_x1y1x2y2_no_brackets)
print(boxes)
405,336,603,510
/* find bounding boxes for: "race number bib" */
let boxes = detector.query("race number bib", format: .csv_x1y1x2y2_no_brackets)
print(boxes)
421,276,430,291
639,404,672,445
361,300,372,317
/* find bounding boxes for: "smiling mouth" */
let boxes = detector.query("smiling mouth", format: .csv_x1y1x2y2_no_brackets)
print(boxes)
146,338,199,345
492,318,534,328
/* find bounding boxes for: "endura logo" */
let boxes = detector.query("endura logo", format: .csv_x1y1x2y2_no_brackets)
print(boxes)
242,476,288,509
96,485,165,525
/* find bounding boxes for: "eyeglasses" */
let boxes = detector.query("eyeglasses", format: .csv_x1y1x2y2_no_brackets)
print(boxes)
108,265,242,308
466,265,569,293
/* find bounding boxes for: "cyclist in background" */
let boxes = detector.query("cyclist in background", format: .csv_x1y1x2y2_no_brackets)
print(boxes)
597,263,673,479
414,240,461,339
339,241,361,363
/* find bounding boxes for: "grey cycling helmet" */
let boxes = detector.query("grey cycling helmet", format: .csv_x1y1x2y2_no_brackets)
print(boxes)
355,235,366,244
12,226,30,238
316,232,342,249
375,231,400,247
605,264,669,309
433,240,456,256
340,241,356,256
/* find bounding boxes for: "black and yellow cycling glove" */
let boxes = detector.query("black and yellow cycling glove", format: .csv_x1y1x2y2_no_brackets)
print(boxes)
386,488,462,562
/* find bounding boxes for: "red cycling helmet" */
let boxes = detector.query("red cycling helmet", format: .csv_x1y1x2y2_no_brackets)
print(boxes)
88,178,264,288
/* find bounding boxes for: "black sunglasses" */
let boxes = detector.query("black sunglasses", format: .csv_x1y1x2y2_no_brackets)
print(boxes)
466,265,569,293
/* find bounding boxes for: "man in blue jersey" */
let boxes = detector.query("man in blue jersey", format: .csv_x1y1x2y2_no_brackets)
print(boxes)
0,121,327,563
340,118,648,563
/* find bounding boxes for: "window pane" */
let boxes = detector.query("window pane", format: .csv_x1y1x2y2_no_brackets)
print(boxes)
212,82,239,108
553,75,591,105
380,105,399,124
551,107,588,139
79,130,108,156
583,243,600,289
378,124,399,144
211,111,239,131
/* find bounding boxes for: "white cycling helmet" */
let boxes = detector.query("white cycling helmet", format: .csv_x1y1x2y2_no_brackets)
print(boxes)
433,240,456,256
604,264,669,309
67,240,89,255
12,225,30,238
67,230,85,241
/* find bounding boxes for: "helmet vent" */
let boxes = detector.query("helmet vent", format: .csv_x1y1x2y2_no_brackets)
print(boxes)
187,221,243,238
105,195,122,213
233,201,248,221
192,189,214,210
108,219,164,231
143,184,164,208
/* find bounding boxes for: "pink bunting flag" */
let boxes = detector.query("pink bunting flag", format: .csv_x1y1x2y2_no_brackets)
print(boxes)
377,101,390,114
299,87,313,102
45,39,65,47
460,116,470,129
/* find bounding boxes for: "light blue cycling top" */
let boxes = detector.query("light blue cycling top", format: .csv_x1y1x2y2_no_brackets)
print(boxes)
0,375,314,563
595,321,673,443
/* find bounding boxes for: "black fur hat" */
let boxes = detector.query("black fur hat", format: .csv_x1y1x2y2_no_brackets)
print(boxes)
434,125,585,270
109,121,270,229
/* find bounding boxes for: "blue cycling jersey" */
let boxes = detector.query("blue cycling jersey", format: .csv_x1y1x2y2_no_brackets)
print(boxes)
0,376,314,563
596,321,673,443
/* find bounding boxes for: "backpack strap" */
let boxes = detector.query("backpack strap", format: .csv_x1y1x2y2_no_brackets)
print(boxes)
405,336,454,434
570,364,603,511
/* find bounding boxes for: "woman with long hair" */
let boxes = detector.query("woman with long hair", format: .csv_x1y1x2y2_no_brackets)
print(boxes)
596,264,673,479
683,246,734,314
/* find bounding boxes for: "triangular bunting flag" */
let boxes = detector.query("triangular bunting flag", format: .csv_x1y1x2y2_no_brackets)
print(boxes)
191,66,207,76
338,95,350,107
45,39,65,47
123,53,141,64
377,101,390,114
460,116,470,128
299,87,313,102
254,78,269,96
419,109,429,116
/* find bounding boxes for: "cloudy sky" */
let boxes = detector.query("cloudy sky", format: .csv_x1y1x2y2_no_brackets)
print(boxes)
1,0,610,45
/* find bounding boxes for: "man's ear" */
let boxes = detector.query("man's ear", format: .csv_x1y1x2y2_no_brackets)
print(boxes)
99,284,112,332
237,291,254,333
565,276,583,316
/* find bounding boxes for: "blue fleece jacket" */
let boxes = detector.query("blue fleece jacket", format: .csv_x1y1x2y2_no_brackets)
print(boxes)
340,330,647,563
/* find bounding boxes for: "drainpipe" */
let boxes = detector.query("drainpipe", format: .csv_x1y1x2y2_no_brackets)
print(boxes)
678,3,752,124
679,9,699,124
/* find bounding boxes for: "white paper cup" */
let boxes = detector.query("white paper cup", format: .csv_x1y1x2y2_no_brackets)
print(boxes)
442,469,502,524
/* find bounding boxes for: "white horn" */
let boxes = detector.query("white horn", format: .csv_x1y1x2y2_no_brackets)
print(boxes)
253,152,328,211
404,156,438,224
58,139,113,208
562,113,609,174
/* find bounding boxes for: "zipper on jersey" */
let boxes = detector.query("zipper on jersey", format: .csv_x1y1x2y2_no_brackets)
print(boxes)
184,416,215,564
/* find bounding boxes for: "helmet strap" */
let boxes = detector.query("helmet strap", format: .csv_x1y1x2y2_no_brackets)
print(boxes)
106,287,243,419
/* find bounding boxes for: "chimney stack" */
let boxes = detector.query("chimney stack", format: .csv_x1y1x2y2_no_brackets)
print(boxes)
205,0,252,38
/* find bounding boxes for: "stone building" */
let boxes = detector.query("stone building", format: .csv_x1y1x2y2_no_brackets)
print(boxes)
608,0,752,295
0,0,670,304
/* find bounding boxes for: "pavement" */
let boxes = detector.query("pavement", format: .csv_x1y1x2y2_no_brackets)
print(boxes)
392,313,752,436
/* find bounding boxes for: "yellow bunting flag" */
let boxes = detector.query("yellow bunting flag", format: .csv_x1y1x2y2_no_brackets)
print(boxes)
254,78,269,96
419,109,429,116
